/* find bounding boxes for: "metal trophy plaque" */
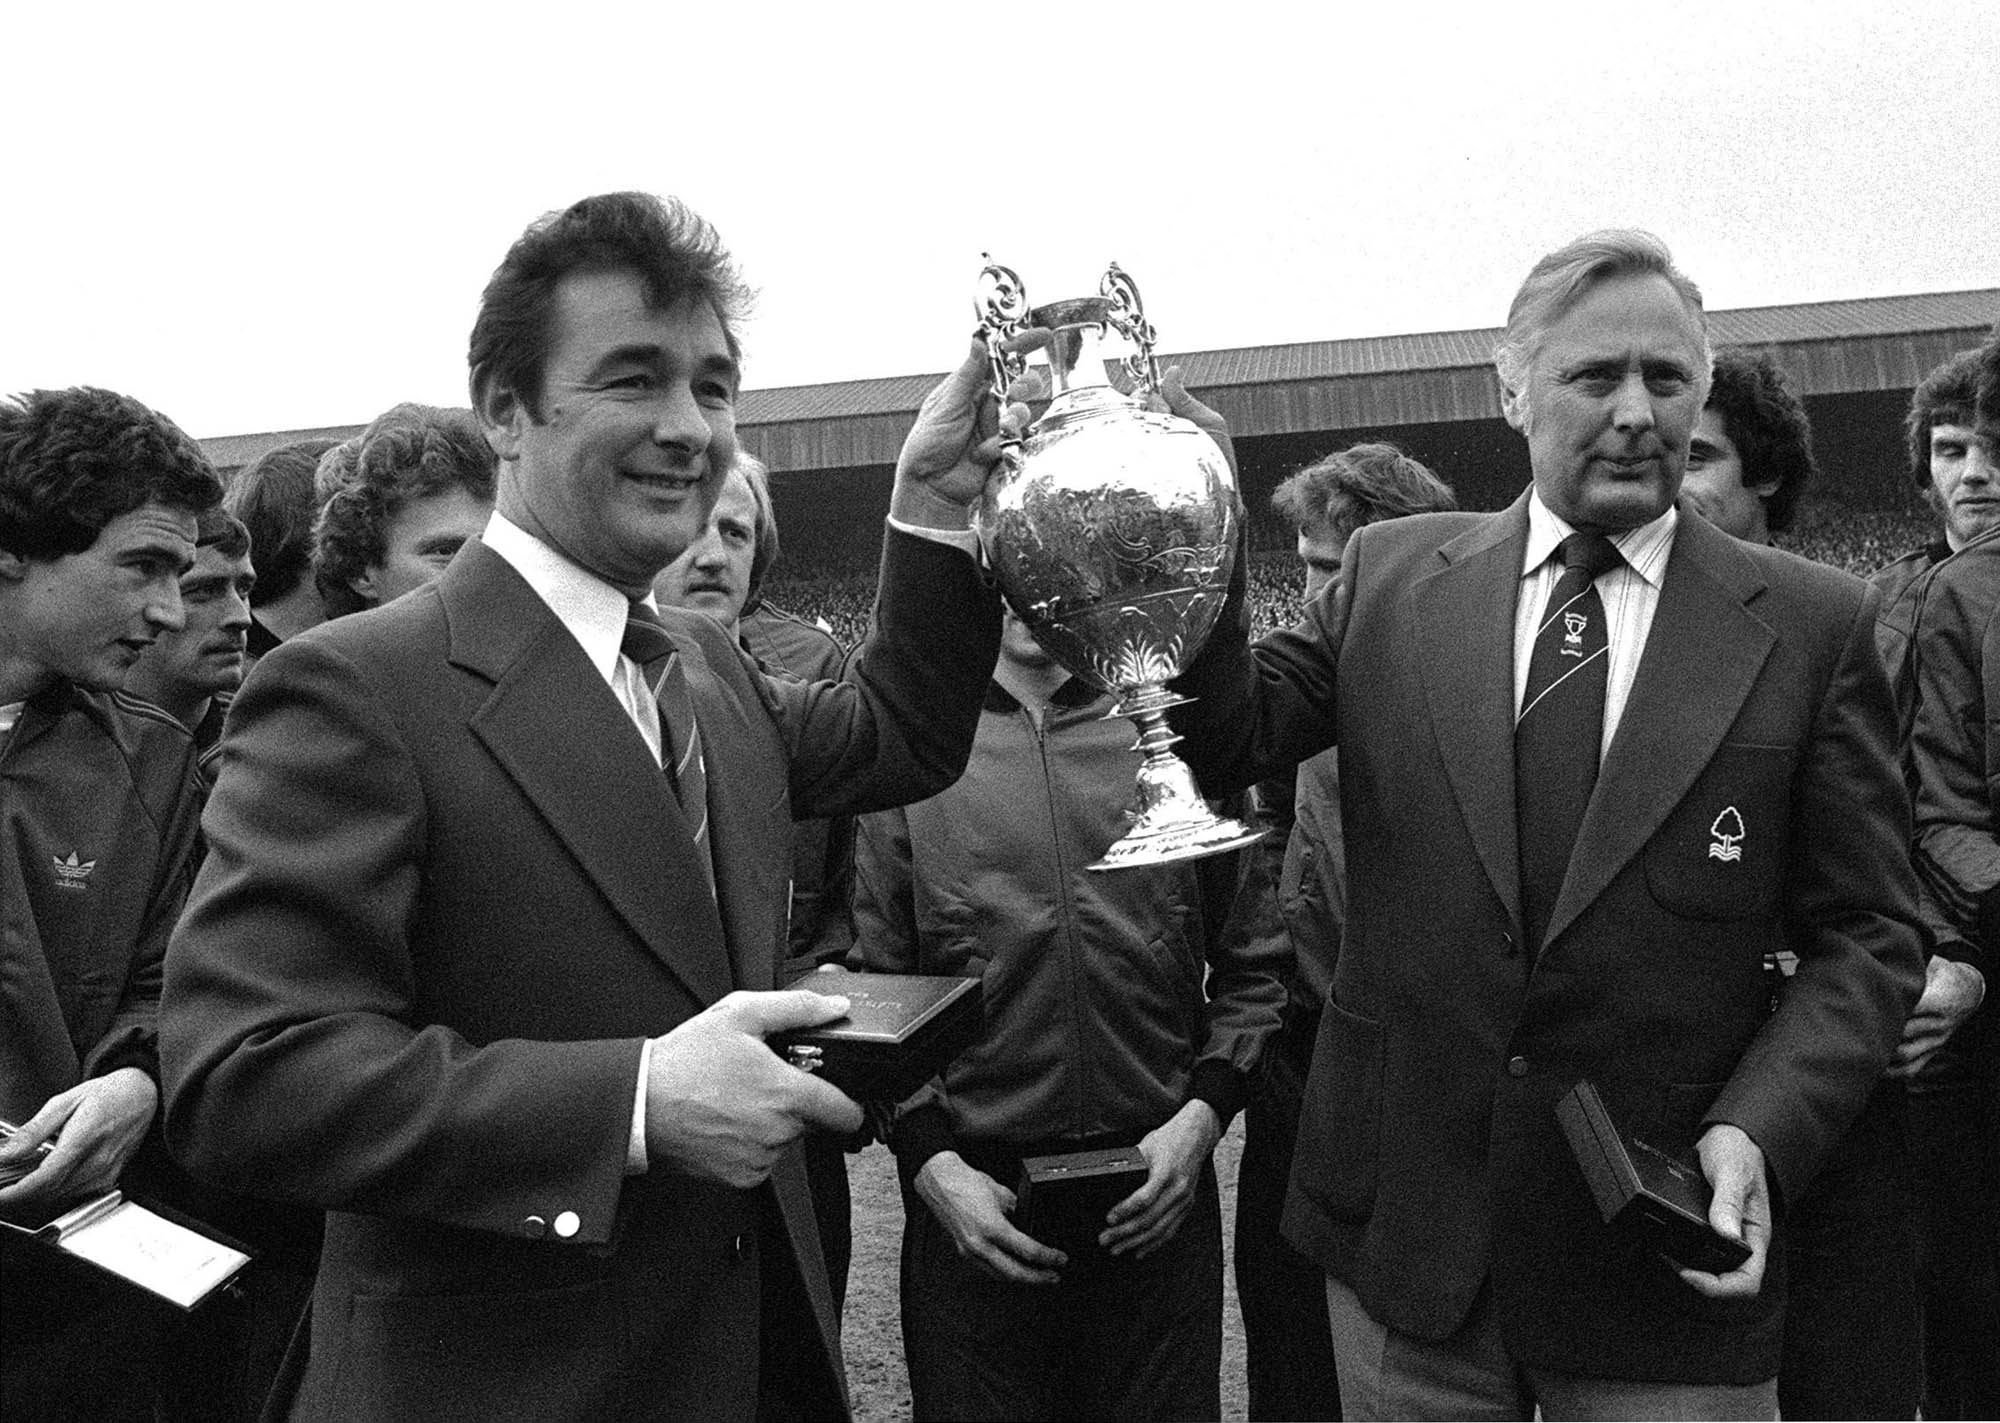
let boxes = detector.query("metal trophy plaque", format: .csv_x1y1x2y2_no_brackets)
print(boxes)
973,257,1263,871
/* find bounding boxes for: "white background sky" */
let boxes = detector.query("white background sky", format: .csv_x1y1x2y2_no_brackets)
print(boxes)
3,0,1995,439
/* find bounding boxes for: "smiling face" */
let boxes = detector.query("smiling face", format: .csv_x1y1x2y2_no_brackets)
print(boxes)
0,499,197,701
479,268,740,595
1503,272,1709,533
1682,407,1779,544
1930,422,2000,551
653,465,757,632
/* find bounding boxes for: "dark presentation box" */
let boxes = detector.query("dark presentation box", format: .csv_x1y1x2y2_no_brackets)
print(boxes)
1012,1147,1150,1256
1556,1079,1752,1276
773,968,983,1103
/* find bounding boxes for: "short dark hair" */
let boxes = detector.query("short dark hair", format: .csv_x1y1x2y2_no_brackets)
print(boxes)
1905,348,1984,489
223,438,338,605
1704,348,1816,534
468,192,752,422
312,404,496,617
736,453,783,615
195,506,252,560
0,386,221,559
1272,442,1457,541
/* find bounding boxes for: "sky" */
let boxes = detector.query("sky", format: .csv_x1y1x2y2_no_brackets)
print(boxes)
3,0,1995,440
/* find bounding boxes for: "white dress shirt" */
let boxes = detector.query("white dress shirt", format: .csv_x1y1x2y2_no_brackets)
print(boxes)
1513,493,1678,760
481,511,662,1174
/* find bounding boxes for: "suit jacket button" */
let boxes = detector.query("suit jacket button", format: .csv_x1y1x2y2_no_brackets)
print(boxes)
521,1214,549,1239
730,1233,749,1264
553,1210,581,1239
1506,1055,1529,1077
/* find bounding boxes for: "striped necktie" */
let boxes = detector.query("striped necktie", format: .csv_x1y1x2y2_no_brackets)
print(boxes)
622,606,713,895
1515,531,1622,955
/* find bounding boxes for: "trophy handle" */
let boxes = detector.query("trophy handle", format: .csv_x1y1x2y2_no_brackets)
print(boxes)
974,255,1032,405
1101,262,1161,399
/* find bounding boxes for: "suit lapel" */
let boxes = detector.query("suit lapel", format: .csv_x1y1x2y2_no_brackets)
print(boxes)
444,545,734,1007
1414,497,1532,935
1543,511,1774,947
660,618,791,995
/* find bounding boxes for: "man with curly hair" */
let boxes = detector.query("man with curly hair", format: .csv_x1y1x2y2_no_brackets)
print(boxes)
310,402,496,618
1681,348,1815,546
0,385,221,1414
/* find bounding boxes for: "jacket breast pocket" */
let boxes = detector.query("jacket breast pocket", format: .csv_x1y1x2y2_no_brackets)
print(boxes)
1642,743,1794,923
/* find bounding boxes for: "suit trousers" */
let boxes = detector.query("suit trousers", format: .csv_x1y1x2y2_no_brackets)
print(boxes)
1324,1273,1779,1421
1235,1016,1341,1421
898,1160,1221,1422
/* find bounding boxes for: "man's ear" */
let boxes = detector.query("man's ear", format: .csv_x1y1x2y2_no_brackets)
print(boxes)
1500,381,1530,434
349,566,382,607
0,549,29,585
472,369,527,463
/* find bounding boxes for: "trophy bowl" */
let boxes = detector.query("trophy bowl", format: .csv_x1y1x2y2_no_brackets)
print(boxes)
973,259,1263,871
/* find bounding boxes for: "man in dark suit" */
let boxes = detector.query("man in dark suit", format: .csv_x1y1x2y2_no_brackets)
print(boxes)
1170,229,1925,1419
161,192,1008,1421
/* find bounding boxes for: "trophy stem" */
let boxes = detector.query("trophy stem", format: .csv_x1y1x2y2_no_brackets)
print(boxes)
1088,696,1265,872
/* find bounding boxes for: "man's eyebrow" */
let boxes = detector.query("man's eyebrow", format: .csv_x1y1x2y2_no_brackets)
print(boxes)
415,533,470,555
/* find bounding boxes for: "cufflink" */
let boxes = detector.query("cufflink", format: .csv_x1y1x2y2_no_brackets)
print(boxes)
554,1210,581,1239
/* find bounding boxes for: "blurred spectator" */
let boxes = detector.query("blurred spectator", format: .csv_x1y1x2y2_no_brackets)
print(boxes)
311,404,495,618
223,437,337,669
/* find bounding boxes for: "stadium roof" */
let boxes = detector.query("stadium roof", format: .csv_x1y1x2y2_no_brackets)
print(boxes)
201,288,1997,476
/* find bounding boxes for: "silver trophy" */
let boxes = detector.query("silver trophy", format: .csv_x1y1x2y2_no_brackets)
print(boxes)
973,257,1262,871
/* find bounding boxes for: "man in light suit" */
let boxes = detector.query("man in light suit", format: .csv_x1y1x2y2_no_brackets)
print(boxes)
161,192,1010,1420
1170,229,1925,1419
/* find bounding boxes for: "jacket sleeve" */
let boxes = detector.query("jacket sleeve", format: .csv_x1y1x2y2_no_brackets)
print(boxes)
160,637,640,1246
1705,582,1928,1204
82,737,205,1087
1186,804,1290,1128
1909,562,2000,977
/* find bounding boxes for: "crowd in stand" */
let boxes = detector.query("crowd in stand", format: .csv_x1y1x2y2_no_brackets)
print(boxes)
2,189,1996,1423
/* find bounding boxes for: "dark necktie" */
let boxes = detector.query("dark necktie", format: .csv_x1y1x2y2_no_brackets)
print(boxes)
622,606,713,894
1515,531,1623,954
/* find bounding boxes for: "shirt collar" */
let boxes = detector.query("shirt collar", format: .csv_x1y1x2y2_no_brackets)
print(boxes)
1523,488,1677,590
481,511,647,681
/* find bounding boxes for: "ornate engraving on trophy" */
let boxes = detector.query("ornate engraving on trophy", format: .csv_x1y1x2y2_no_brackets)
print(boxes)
971,258,1263,870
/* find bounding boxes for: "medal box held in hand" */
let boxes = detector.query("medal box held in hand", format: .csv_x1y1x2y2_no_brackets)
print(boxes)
1013,1146,1150,1257
772,968,983,1104
1556,1078,1753,1276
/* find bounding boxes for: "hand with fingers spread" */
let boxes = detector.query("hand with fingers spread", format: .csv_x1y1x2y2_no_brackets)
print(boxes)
0,1067,158,1215
1101,1100,1221,1258
1146,365,1238,479
644,989,864,1189
1675,1123,1771,1299
890,337,1044,530
913,1149,1066,1286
